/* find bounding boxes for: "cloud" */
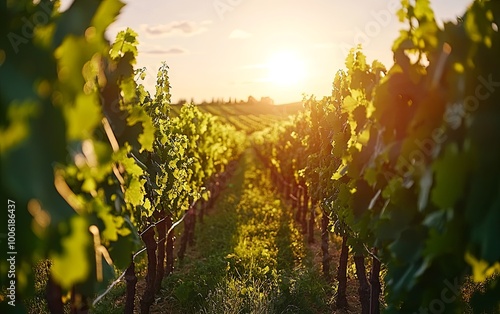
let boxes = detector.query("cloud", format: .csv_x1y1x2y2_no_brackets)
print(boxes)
142,21,208,37
140,46,189,55
200,20,213,26
229,29,252,39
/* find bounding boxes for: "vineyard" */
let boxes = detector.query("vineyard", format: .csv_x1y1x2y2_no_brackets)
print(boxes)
170,102,303,135
1,0,500,313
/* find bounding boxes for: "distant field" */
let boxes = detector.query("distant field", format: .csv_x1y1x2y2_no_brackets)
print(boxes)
170,102,304,134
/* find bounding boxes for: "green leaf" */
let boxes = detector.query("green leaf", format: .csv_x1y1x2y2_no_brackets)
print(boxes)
120,154,144,177
465,8,482,43
91,0,125,38
414,0,434,22
124,176,145,207
423,212,460,260
342,95,357,112
50,216,91,288
470,194,500,262
53,0,101,47
431,143,468,209
351,179,373,217
0,100,39,154
388,226,427,263
64,93,101,140
90,198,130,243
110,28,138,61
465,252,500,283
127,106,155,152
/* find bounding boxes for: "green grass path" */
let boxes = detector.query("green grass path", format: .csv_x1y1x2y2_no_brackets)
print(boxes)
155,150,332,313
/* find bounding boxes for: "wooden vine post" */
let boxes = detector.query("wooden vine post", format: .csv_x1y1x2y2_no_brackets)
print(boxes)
301,185,308,234
320,210,331,280
187,205,196,247
354,253,370,314
124,256,137,314
308,197,316,243
295,185,303,222
178,209,190,260
46,277,64,314
370,248,381,314
140,226,157,314
336,235,349,309
165,214,175,276
154,210,167,293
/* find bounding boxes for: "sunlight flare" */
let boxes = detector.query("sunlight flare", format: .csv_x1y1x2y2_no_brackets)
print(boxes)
266,50,306,86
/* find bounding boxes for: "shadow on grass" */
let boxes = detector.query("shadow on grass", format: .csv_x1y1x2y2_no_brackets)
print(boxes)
155,158,246,313
274,206,333,314
156,151,333,313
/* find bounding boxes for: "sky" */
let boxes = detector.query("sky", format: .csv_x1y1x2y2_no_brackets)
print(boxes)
62,0,472,104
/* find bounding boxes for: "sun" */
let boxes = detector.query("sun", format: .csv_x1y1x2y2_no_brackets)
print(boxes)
267,50,306,86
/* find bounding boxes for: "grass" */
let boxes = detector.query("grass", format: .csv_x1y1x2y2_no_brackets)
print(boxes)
153,150,332,313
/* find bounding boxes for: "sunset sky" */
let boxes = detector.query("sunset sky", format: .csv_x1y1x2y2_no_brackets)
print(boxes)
64,0,472,104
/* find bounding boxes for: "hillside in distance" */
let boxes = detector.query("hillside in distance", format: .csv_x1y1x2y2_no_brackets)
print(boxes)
170,100,304,134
